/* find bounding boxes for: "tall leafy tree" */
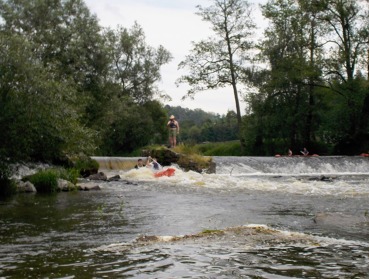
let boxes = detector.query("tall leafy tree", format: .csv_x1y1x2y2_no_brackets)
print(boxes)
177,0,256,153
0,0,105,161
250,0,321,153
98,100,167,155
318,0,369,153
93,24,172,154
103,23,172,104
0,0,107,94
0,32,97,161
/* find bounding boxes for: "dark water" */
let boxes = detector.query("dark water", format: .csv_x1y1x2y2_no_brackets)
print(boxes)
1,156,369,278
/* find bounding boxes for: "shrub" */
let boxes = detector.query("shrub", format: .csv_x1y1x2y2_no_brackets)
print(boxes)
73,156,99,177
54,167,79,185
26,169,58,193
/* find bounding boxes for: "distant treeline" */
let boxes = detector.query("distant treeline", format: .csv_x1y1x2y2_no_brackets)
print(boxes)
165,105,239,144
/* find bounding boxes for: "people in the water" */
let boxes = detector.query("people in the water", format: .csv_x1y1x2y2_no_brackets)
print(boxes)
134,156,163,172
301,147,309,156
134,158,145,169
288,149,293,156
146,156,162,171
167,115,179,148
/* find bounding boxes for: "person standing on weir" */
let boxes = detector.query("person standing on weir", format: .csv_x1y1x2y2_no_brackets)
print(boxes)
167,115,179,148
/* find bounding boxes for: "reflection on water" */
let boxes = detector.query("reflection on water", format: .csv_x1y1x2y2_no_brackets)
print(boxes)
1,156,369,278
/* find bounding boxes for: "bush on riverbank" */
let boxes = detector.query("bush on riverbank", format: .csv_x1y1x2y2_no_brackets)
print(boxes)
23,169,59,193
72,156,99,178
196,141,241,156
22,167,80,193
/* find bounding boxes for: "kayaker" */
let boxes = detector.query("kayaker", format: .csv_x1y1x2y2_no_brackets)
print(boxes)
146,156,162,171
134,158,145,169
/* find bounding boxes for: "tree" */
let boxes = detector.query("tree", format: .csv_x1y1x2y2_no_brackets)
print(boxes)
249,0,322,153
98,100,167,155
244,0,369,155
318,0,369,153
0,0,174,159
103,23,172,104
0,0,107,95
0,31,97,161
177,0,256,153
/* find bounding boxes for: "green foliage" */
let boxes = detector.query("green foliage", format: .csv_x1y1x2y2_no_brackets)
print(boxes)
244,0,369,155
165,106,239,144
103,24,172,104
173,144,213,170
0,0,173,160
1,0,368,159
172,143,199,155
54,168,80,185
73,156,99,178
0,12,98,162
177,0,256,152
196,141,241,156
173,141,241,158
98,101,168,155
25,169,59,193
165,105,220,125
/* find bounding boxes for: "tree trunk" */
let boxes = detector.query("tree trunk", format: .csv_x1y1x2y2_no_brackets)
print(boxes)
226,31,245,154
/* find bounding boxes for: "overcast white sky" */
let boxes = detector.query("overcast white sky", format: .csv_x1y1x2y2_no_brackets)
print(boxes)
84,0,268,115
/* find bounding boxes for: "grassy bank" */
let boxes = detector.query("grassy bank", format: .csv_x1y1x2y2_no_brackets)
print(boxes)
134,141,242,157
195,141,241,156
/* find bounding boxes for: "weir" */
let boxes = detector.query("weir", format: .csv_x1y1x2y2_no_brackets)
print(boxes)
92,155,369,175
214,156,369,175
92,156,140,170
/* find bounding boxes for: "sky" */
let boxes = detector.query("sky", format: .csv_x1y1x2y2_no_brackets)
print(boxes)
84,0,268,115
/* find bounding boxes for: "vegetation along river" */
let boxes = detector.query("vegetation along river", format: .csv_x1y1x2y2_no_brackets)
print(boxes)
1,156,369,278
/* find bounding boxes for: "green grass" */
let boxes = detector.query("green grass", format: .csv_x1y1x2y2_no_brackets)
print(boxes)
196,141,241,156
25,169,59,193
172,143,199,155
22,167,79,193
132,141,242,157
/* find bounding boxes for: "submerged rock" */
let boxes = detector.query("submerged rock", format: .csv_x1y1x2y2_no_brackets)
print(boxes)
58,179,77,192
108,175,121,182
90,225,323,254
87,172,107,181
77,182,101,191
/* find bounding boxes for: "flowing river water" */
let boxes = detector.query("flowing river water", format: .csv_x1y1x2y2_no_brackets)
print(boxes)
1,156,369,278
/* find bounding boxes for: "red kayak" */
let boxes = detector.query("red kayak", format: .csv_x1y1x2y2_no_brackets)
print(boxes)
154,168,176,178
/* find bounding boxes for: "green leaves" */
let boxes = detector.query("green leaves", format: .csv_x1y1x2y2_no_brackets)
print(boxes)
177,0,256,153
0,0,173,161
103,23,172,104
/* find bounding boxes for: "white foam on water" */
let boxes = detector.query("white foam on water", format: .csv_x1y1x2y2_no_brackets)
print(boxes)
119,167,369,197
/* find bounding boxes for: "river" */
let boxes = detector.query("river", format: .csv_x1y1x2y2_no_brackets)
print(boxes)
1,156,369,278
